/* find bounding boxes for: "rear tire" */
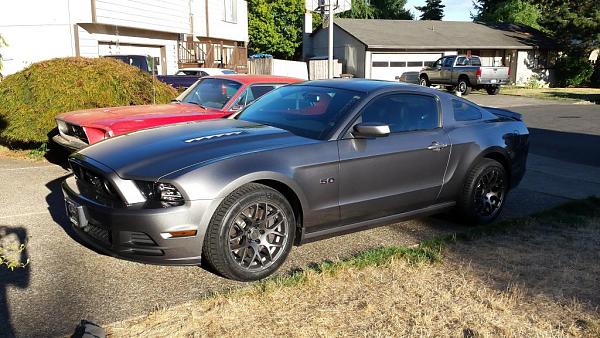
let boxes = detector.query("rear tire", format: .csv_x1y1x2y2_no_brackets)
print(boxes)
486,86,501,95
457,159,507,225
457,78,472,95
202,183,295,281
419,76,430,87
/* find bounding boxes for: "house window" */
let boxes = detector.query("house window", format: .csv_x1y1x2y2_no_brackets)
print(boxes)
407,61,423,67
372,61,389,67
224,0,237,23
390,61,407,67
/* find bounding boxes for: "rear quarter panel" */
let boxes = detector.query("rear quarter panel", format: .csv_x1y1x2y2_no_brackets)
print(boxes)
438,117,529,203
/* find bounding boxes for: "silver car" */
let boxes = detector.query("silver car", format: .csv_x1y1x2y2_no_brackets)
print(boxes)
62,79,529,281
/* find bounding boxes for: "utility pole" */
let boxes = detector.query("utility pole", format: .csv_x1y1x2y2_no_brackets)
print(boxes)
327,0,334,79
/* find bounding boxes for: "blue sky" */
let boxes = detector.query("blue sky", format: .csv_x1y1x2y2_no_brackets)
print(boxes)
404,0,475,21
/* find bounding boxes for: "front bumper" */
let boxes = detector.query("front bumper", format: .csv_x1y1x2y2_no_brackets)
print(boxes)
61,175,214,265
52,134,87,151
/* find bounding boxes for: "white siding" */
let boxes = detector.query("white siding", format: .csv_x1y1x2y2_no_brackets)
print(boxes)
204,0,248,42
94,0,191,33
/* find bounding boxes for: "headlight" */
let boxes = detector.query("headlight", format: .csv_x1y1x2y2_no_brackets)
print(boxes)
136,181,185,208
57,119,68,134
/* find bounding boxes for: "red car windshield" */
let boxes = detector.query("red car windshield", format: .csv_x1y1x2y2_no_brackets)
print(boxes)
181,78,242,109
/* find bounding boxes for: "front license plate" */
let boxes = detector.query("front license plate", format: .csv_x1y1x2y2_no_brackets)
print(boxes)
65,198,85,227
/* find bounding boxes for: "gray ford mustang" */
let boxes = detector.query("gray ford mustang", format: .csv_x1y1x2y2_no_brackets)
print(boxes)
62,79,529,281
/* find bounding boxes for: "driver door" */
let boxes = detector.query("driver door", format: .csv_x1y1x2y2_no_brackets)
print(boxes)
337,92,451,224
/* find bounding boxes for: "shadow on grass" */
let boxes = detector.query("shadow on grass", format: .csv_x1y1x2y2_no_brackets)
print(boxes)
542,91,600,104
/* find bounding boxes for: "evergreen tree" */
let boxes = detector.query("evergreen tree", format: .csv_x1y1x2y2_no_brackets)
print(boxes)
415,0,445,20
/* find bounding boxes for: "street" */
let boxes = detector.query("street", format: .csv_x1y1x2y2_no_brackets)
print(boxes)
1,94,599,337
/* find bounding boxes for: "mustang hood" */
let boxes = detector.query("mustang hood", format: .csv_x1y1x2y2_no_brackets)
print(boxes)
57,103,227,134
76,119,316,179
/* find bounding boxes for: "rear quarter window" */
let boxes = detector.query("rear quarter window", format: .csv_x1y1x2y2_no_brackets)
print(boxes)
453,100,482,121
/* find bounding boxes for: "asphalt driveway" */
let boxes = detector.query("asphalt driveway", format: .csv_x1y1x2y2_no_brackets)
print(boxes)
1,94,599,337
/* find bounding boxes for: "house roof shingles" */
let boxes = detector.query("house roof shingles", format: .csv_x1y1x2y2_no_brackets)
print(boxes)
333,19,555,50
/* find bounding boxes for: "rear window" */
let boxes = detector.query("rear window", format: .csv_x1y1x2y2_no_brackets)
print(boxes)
453,100,482,121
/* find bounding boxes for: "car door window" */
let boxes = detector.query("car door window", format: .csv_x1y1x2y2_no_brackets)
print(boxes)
456,56,468,66
360,93,439,133
443,57,456,67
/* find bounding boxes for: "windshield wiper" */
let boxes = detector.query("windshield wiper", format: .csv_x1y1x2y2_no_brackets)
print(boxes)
190,101,208,109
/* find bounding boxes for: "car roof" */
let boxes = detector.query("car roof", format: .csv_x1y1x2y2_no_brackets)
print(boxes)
296,78,419,93
204,74,304,84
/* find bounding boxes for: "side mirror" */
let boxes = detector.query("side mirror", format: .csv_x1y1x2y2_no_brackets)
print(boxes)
353,122,390,138
436,65,442,70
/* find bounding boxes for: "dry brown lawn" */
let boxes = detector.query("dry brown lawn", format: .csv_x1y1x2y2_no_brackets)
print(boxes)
106,214,600,338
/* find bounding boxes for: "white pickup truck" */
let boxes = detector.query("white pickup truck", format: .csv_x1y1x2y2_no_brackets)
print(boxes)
419,55,510,95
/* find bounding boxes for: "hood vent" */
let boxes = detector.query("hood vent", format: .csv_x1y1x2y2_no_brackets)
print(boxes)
184,131,245,143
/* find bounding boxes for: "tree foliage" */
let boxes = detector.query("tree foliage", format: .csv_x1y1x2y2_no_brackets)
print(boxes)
415,0,445,20
338,0,414,20
473,0,541,30
248,0,321,59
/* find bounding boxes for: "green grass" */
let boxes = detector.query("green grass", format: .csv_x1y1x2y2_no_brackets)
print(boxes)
255,196,600,291
500,87,600,104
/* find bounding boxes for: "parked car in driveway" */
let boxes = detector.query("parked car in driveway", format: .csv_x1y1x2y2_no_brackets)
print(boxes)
62,79,529,281
419,55,510,95
53,75,302,150
159,68,238,89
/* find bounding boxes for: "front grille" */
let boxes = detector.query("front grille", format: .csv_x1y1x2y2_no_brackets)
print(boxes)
66,123,89,144
70,159,123,207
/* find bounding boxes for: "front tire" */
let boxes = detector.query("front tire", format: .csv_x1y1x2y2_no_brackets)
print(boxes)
419,76,430,87
202,183,295,281
457,78,472,95
457,159,507,225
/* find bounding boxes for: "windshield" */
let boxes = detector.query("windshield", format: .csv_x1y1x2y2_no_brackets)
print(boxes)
237,85,363,140
180,78,243,109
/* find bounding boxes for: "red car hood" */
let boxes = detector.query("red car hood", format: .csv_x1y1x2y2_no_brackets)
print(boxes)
57,103,230,143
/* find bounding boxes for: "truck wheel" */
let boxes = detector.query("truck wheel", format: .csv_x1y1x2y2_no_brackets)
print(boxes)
457,78,472,95
486,86,501,95
457,159,507,225
419,76,430,87
202,183,295,281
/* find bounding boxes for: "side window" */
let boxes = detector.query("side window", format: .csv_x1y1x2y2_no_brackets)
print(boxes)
453,100,482,121
470,57,482,66
249,85,277,102
443,57,455,67
456,56,468,66
361,93,439,133
433,58,443,67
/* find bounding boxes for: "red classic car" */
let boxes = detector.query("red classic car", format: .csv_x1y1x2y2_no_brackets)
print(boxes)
53,74,302,150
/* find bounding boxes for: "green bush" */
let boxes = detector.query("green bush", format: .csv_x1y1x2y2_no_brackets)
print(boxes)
554,54,594,87
0,57,177,146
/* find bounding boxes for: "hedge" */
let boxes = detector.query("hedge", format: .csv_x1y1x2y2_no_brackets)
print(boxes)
0,57,177,146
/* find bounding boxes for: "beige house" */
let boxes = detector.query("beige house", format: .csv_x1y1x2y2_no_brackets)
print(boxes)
306,19,556,85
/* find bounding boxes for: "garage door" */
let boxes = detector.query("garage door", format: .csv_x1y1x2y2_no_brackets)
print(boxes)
370,53,443,81
98,43,164,74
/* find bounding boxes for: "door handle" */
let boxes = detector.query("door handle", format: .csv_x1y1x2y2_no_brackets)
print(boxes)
427,141,448,151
